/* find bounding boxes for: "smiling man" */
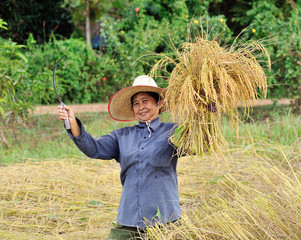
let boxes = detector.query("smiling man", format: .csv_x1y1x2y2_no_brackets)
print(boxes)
132,92,160,122
58,75,181,239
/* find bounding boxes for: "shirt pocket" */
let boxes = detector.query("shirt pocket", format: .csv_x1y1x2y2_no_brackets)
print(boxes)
150,140,174,167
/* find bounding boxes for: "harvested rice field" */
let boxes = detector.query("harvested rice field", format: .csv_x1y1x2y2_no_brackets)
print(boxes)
0,109,300,239
0,159,121,239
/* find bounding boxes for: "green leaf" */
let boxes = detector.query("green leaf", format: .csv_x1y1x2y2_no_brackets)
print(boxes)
15,52,28,63
155,207,161,220
0,106,5,118
90,200,102,206
0,19,8,30
207,175,224,184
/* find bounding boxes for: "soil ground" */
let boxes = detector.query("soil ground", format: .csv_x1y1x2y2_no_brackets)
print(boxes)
33,99,291,115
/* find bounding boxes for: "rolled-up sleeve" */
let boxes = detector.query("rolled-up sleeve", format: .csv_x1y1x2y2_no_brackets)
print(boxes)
67,118,119,160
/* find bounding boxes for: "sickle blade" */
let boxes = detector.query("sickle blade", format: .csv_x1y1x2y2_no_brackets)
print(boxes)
52,56,65,104
52,56,71,130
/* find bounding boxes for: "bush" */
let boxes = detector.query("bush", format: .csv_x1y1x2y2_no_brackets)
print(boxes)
0,34,33,124
99,0,233,89
26,35,115,104
25,0,234,105
233,0,301,98
3,0,301,105
0,0,74,44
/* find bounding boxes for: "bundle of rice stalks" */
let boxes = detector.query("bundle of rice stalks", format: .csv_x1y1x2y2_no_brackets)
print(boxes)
150,33,271,157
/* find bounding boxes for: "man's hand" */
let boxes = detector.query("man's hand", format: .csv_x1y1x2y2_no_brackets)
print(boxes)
57,105,80,137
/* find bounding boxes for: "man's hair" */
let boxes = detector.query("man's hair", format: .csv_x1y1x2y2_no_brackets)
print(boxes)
130,91,160,105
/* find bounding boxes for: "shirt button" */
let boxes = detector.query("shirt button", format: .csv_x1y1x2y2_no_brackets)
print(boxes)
141,147,144,149
140,160,143,163
144,137,146,139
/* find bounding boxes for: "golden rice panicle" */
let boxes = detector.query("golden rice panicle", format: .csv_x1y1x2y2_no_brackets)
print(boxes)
151,35,270,157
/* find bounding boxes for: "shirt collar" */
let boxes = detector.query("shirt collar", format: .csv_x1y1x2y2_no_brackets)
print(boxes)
137,117,161,132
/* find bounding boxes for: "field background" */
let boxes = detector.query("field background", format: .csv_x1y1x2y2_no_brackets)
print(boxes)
0,105,300,239
0,1,300,238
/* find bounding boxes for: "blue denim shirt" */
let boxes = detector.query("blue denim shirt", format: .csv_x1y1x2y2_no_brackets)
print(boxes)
67,117,181,228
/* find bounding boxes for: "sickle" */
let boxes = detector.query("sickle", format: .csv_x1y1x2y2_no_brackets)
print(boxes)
53,57,71,130
53,56,65,105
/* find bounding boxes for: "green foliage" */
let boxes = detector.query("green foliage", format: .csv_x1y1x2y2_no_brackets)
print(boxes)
18,0,233,104
2,0,300,105
205,0,300,99
0,34,33,123
0,19,8,30
186,0,214,17
63,0,117,23
239,1,301,98
98,0,233,90
0,0,74,44
26,36,111,104
26,32,147,104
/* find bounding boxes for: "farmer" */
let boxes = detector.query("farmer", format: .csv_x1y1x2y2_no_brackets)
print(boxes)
57,75,181,239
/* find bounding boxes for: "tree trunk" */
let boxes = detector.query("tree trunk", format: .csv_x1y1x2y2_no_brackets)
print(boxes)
85,0,91,49
292,59,301,114
0,129,8,147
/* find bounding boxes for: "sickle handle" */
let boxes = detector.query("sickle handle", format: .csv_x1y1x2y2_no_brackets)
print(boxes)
64,118,71,130
61,103,71,130
64,112,71,130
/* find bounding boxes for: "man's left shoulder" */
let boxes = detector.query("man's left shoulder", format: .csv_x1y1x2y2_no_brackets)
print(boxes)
159,121,177,132
161,121,177,128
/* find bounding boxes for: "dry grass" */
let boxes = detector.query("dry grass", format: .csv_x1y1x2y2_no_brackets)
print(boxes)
150,30,271,157
0,158,121,239
0,139,300,239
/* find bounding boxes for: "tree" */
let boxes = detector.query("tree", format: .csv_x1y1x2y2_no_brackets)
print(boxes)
62,0,124,48
0,0,74,44
85,0,92,48
0,20,34,146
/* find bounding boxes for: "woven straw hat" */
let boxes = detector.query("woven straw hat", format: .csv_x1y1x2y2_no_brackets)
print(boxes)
108,75,166,121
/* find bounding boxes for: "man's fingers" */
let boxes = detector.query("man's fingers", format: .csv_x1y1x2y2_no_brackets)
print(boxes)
58,105,68,121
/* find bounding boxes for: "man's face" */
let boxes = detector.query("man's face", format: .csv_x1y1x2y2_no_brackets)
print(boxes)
132,92,159,121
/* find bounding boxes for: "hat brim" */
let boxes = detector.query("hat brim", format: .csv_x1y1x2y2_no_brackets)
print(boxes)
108,85,166,121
